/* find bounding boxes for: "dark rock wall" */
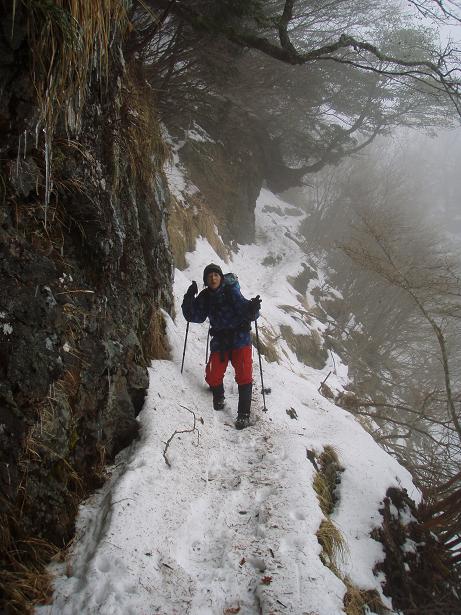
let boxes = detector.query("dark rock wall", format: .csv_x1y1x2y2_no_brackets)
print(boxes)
0,6,173,606
173,100,267,246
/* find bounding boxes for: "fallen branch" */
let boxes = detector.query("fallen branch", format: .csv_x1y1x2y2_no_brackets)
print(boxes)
318,371,334,398
162,405,200,468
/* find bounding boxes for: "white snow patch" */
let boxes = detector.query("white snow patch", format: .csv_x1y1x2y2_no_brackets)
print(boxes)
2,323,13,335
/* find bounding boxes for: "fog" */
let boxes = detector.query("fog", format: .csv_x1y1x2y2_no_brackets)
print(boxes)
280,125,461,243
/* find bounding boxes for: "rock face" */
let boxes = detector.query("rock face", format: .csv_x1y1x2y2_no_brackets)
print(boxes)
172,100,267,246
0,8,173,607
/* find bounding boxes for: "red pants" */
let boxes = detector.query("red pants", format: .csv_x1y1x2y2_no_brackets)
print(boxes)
205,346,253,387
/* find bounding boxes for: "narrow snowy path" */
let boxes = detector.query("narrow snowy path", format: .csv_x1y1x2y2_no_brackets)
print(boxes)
38,188,418,615
140,360,343,615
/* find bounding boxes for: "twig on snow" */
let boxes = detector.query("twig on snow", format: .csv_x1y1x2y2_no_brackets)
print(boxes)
162,405,201,468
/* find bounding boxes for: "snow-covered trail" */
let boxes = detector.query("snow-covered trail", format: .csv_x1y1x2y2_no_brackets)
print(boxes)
40,352,343,615
38,189,418,615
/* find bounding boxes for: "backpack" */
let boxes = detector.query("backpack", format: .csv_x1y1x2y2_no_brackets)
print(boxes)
223,272,239,293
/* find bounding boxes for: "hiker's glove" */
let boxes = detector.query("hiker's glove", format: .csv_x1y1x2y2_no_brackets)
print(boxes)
186,281,198,297
250,295,261,316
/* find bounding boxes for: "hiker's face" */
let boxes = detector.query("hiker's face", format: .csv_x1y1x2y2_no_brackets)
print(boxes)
207,272,221,290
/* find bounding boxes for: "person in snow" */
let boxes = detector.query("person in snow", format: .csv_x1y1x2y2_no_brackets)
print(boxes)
182,263,261,430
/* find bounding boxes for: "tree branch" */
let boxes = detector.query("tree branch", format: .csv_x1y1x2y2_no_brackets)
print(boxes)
149,0,461,113
162,405,201,468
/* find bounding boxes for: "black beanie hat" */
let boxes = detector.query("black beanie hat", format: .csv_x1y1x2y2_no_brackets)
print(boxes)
203,263,223,285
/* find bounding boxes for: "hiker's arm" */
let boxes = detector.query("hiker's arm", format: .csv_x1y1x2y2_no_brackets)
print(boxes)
230,286,260,321
181,288,208,323
249,295,261,321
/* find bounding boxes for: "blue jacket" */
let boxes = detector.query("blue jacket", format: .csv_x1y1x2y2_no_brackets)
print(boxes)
182,279,259,352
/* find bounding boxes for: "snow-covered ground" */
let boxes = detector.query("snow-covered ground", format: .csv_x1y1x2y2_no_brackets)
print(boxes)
37,188,419,615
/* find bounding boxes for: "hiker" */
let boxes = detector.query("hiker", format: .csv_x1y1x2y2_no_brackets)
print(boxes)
182,263,261,430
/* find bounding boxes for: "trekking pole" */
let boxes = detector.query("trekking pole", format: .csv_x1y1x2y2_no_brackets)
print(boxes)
181,321,190,374
205,327,210,365
254,319,268,412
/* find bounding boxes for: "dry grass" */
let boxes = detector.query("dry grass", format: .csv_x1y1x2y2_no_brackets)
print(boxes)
15,0,129,225
313,473,334,517
252,325,280,363
280,325,328,370
313,447,347,574
22,0,129,133
316,518,347,575
4,385,84,613
312,449,389,615
141,307,171,361
168,195,229,270
343,578,389,615
116,64,171,190
313,446,344,516
0,537,61,615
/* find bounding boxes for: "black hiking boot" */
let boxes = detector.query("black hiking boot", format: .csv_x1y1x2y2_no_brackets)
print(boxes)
235,414,251,430
235,383,252,429
211,384,225,411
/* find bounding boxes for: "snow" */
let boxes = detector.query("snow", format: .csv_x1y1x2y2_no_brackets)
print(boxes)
37,184,419,614
186,122,215,143
1,323,13,335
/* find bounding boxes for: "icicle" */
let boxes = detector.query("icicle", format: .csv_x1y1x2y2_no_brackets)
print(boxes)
23,129,27,159
44,127,52,229
35,120,41,149
16,132,21,177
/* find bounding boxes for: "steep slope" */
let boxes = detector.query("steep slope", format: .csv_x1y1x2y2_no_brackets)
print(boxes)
37,189,418,615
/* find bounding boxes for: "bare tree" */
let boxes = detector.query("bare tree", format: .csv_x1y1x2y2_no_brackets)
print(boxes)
336,202,461,560
149,0,461,107
341,206,461,436
134,0,461,190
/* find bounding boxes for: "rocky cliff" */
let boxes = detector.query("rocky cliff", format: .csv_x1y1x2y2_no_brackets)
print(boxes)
0,6,173,611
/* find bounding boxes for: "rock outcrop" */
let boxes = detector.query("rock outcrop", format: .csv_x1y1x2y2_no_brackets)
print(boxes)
0,6,172,610
169,99,268,246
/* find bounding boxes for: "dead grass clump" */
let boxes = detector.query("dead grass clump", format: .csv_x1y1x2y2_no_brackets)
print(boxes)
311,447,389,615
314,446,344,516
313,473,333,517
335,390,359,410
24,0,129,133
316,518,347,574
141,307,171,361
1,537,61,615
280,325,327,369
343,578,389,615
252,326,280,363
117,64,170,188
19,0,130,223
168,196,228,270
